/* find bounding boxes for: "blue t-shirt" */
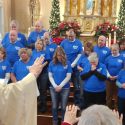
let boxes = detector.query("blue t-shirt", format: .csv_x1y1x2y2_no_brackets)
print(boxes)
94,45,111,64
0,59,11,78
45,43,57,61
5,41,24,67
81,63,107,92
120,50,125,59
2,32,27,47
105,55,124,76
60,39,83,63
48,61,72,88
11,59,34,81
77,54,89,75
117,69,125,99
27,30,46,45
31,49,50,61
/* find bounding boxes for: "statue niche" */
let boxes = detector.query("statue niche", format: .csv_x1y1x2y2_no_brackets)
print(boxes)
29,0,40,26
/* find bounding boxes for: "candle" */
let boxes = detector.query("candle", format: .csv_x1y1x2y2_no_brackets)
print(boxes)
108,33,111,47
114,31,116,44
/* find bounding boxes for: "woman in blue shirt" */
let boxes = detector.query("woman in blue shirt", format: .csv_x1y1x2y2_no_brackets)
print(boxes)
31,38,50,113
81,52,107,108
0,47,11,84
116,68,125,125
48,46,72,125
105,43,124,109
11,48,33,82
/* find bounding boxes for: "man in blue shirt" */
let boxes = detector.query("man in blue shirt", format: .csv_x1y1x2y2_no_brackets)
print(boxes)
94,35,111,64
2,20,27,47
27,20,46,49
60,30,83,108
3,30,24,67
43,32,57,61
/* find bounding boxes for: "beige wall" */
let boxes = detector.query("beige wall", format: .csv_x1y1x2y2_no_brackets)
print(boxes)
3,0,121,34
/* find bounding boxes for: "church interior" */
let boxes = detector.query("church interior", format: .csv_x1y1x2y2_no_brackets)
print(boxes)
0,0,125,125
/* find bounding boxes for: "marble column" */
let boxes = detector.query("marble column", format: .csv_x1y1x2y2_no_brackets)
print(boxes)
112,0,117,17
79,0,86,15
93,0,101,16
64,0,70,16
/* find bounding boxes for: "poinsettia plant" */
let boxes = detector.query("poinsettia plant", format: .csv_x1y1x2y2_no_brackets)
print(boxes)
50,20,81,44
95,22,120,38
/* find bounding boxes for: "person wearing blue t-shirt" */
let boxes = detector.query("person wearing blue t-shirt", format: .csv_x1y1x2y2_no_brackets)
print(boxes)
48,46,72,125
116,68,125,125
27,20,46,49
77,42,93,109
43,32,57,61
94,35,111,64
0,47,11,84
60,30,83,107
81,52,107,108
31,39,50,113
4,30,24,67
105,43,124,109
119,39,125,59
2,20,27,47
11,48,33,82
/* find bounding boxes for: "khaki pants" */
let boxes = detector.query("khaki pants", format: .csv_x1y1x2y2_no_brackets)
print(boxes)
106,80,118,109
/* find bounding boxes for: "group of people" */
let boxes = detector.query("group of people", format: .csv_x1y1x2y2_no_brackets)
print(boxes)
0,19,125,125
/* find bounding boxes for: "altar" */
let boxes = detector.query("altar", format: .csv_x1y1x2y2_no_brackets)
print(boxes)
63,0,117,41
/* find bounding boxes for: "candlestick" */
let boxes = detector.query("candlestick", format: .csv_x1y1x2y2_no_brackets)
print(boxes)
114,31,116,44
108,33,111,47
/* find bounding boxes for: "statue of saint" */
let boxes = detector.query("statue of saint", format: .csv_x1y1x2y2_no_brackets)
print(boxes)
86,0,94,15
29,0,40,26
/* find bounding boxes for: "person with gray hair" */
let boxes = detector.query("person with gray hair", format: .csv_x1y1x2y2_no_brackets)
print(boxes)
80,52,107,108
62,104,122,125
105,43,124,109
27,20,46,49
2,20,27,47
11,48,33,82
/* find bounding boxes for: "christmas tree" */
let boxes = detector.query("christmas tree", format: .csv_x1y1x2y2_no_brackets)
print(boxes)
117,0,125,39
49,0,60,30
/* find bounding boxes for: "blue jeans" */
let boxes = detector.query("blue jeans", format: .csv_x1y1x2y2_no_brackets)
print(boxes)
118,97,125,125
50,87,70,121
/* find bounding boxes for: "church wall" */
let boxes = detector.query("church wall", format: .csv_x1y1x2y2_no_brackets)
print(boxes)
2,0,121,35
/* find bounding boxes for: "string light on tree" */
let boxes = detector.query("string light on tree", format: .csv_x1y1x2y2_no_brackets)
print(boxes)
49,0,60,30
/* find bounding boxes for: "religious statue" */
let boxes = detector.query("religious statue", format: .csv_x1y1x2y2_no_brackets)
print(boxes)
86,0,94,15
29,0,40,26
64,0,70,16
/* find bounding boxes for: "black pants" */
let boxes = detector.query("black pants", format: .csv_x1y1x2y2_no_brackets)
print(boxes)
118,97,125,125
84,90,106,108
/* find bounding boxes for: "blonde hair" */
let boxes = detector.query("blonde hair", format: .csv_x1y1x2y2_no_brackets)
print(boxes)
35,39,45,50
78,105,121,125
